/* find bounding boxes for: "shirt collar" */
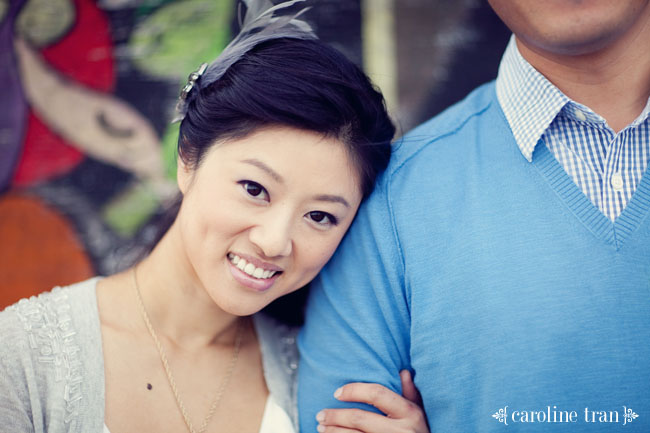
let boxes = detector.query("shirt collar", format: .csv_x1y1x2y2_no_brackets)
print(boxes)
631,96,650,128
496,36,569,162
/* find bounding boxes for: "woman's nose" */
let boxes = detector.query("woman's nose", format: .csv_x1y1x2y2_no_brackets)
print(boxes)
248,211,293,258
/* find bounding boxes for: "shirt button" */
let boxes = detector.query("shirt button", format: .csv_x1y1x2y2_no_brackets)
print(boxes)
611,172,624,191
575,110,587,121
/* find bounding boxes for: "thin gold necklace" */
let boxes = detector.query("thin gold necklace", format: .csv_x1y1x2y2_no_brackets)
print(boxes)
132,267,243,433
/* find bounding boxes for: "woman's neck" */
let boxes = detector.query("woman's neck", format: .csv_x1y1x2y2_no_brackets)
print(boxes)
134,223,242,351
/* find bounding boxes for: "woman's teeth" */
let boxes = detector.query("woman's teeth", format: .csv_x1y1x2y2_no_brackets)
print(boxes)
228,253,278,279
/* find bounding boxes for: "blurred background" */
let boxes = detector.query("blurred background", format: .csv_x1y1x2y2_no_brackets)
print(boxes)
0,0,509,307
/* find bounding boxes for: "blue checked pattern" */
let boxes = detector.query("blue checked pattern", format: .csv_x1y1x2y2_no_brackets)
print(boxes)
496,36,650,221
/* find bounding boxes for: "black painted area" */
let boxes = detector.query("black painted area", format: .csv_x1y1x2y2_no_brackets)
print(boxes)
417,3,510,122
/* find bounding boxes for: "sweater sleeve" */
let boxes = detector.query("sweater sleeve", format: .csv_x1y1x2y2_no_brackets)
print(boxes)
0,308,37,433
297,171,411,433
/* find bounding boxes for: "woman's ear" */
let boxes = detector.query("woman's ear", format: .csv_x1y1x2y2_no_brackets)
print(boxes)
176,157,193,195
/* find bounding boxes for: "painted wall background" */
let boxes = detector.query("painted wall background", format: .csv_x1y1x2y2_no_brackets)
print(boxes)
0,0,508,308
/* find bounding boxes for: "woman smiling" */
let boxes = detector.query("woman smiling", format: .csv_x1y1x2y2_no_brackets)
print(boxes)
0,1,429,432
174,126,362,317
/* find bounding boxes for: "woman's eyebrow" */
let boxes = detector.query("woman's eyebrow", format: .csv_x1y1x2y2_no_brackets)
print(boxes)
313,194,350,208
241,159,284,183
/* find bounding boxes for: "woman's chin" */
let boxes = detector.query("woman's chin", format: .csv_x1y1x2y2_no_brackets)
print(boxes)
217,293,277,317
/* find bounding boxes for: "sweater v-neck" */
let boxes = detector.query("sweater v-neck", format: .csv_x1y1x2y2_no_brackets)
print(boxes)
532,140,650,250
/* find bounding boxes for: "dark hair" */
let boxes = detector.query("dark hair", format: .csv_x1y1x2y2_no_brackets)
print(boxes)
161,37,394,325
178,37,395,199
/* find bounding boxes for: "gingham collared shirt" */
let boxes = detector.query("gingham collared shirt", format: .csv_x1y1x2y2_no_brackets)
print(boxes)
496,36,650,221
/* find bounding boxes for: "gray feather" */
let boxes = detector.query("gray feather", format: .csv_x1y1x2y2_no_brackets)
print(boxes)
241,0,275,26
175,0,316,121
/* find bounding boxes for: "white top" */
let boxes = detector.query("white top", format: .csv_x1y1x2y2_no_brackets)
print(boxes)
258,394,296,433
103,394,295,433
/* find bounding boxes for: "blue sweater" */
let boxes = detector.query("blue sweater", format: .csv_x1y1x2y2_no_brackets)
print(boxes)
298,82,650,432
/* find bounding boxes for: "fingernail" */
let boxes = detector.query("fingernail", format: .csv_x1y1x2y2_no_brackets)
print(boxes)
316,410,325,422
333,387,342,399
316,424,325,433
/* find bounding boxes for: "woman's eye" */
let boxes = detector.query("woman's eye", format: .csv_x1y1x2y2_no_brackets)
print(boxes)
239,181,269,201
306,211,338,227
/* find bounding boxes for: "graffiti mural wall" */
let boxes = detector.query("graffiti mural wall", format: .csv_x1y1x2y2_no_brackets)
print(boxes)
0,0,507,308
1,0,244,306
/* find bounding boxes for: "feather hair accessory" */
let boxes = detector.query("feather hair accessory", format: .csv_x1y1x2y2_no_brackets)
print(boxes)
174,0,316,121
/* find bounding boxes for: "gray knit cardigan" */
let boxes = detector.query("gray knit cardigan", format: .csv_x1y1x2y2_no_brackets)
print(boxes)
0,278,299,432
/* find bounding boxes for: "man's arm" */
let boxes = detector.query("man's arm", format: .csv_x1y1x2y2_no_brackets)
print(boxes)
298,173,411,432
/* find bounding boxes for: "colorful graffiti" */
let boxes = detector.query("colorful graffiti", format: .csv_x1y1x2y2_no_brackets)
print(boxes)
0,0,235,306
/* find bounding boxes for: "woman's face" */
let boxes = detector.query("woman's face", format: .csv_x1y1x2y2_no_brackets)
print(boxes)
175,126,363,316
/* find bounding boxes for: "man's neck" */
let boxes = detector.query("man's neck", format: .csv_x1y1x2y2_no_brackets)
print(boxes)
516,17,650,132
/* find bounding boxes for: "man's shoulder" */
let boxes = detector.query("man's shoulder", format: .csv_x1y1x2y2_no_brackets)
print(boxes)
388,81,500,176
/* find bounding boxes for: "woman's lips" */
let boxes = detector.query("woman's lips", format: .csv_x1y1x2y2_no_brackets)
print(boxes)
227,253,282,292
229,252,283,273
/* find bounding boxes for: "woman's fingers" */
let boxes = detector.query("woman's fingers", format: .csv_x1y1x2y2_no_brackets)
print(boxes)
322,380,430,433
334,382,420,419
317,425,362,433
317,408,392,433
400,370,423,406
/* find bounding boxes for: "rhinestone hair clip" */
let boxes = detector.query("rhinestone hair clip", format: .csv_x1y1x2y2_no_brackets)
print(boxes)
174,0,316,122
179,63,208,101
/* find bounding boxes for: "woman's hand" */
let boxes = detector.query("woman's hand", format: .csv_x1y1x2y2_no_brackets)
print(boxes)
315,370,429,433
